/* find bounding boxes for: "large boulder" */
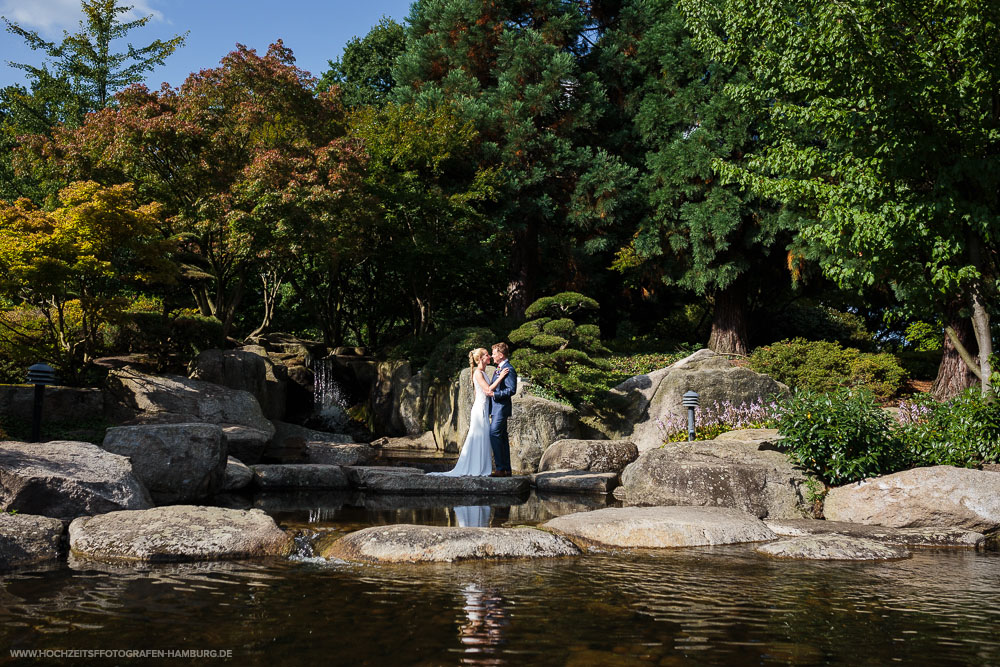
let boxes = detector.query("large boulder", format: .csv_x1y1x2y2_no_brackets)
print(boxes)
430,367,478,454
69,506,292,562
764,518,989,549
0,513,65,570
538,439,638,474
189,348,287,421
321,524,580,563
543,506,776,549
532,470,619,494
101,423,227,504
105,367,275,438
824,466,1000,532
221,425,270,465
223,457,253,492
612,349,788,452
251,464,350,490
617,432,811,519
757,535,910,561
507,396,580,474
0,441,152,519
372,360,414,436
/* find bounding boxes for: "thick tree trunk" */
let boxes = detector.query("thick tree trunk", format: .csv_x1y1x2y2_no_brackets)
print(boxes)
968,235,994,398
708,281,749,356
505,223,538,320
932,313,977,401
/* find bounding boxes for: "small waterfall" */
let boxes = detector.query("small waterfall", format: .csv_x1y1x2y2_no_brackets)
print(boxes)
313,357,350,433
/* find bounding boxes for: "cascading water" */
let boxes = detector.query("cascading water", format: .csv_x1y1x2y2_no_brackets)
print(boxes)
313,357,350,433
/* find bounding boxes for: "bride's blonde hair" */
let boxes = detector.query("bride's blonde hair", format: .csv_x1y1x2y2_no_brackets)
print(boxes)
468,347,488,368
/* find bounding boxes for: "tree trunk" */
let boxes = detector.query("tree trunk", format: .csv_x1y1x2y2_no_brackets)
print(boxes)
505,223,538,319
245,271,282,341
968,235,994,398
932,312,977,401
708,281,749,355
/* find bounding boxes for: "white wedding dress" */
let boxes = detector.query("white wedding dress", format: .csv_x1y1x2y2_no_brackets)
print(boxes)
430,369,493,477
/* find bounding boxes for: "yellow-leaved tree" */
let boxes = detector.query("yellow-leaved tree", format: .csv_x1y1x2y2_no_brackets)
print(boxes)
0,181,175,377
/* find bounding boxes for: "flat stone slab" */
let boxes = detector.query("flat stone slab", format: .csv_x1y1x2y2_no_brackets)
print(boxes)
0,441,152,520
252,464,350,490
321,524,580,563
69,505,292,563
765,519,989,549
1,513,65,570
756,535,911,561
344,466,424,488
543,506,776,549
532,470,618,494
306,443,376,466
361,471,530,496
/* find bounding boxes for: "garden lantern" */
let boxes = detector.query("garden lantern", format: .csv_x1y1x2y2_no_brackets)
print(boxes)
682,391,699,441
27,363,56,443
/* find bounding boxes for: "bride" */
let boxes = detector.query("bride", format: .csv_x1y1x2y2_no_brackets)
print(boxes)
430,348,509,477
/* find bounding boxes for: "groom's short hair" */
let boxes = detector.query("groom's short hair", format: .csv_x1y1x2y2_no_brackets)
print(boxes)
491,342,509,357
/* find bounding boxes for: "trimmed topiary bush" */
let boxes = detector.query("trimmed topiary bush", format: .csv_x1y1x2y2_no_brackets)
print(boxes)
748,338,907,400
509,292,611,403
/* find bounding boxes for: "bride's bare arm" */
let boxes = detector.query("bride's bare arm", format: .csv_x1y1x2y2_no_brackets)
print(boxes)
488,368,509,390
473,369,492,393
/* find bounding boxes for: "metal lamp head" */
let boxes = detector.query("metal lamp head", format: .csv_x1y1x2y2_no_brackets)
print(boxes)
27,363,56,386
682,390,700,408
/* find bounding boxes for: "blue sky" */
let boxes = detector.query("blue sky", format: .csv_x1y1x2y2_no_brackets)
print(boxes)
0,0,415,89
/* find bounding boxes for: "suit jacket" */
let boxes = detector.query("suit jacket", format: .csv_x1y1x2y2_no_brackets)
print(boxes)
490,360,517,418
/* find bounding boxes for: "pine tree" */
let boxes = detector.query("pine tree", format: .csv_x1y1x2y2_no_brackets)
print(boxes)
394,0,635,318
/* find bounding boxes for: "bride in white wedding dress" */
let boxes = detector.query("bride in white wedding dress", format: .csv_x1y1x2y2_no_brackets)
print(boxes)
430,348,509,477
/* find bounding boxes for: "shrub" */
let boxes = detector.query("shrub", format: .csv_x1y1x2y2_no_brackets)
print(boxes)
509,292,611,404
777,388,910,486
748,338,908,400
763,302,875,350
898,389,1000,467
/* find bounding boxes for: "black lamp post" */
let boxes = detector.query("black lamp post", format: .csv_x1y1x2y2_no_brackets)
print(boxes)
682,390,700,442
27,363,56,443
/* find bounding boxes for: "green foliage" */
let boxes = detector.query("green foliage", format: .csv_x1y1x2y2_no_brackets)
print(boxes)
509,292,611,404
900,390,1000,467
748,338,907,400
318,17,406,108
110,309,222,368
904,321,943,352
778,388,909,486
423,327,496,385
764,303,875,351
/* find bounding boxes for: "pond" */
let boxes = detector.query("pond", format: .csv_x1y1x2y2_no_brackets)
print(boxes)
2,490,999,665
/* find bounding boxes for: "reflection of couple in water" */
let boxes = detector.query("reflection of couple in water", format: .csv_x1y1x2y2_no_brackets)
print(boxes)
458,583,509,664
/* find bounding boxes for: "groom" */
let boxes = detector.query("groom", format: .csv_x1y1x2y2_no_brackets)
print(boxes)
488,342,517,477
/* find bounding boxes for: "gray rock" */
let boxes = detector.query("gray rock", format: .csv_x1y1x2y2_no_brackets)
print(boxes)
306,442,375,466
266,421,352,463
322,524,580,563
756,535,911,561
532,470,619,495
764,518,989,549
430,367,479,454
0,441,152,519
538,439,638,474
507,395,580,474
105,368,275,438
361,470,530,496
507,493,615,526
618,438,812,519
101,423,227,504
824,466,1000,532
343,466,424,488
372,360,414,436
543,506,776,549
0,513,65,569
223,457,253,492
372,431,439,452
221,425,270,465
189,348,287,421
612,349,788,452
0,385,107,425
69,506,292,562
251,464,350,490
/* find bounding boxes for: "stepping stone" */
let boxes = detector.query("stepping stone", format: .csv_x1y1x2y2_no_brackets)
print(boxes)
69,506,292,563
756,534,910,561
223,457,253,492
361,471,530,496
321,524,580,563
532,470,618,494
251,464,349,490
343,466,423,488
306,442,375,466
765,518,989,549
542,506,776,549
1,513,65,570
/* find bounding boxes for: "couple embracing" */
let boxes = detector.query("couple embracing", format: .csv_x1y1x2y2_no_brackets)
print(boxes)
431,343,517,478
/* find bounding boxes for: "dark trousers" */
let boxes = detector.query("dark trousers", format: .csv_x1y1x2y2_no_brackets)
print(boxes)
489,412,511,472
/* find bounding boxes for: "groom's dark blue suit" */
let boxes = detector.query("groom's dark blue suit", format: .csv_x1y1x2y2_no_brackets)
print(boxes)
489,360,517,473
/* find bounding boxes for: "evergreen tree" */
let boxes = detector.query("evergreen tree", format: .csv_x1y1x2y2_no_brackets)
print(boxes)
605,0,794,355
394,0,635,318
318,17,407,108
